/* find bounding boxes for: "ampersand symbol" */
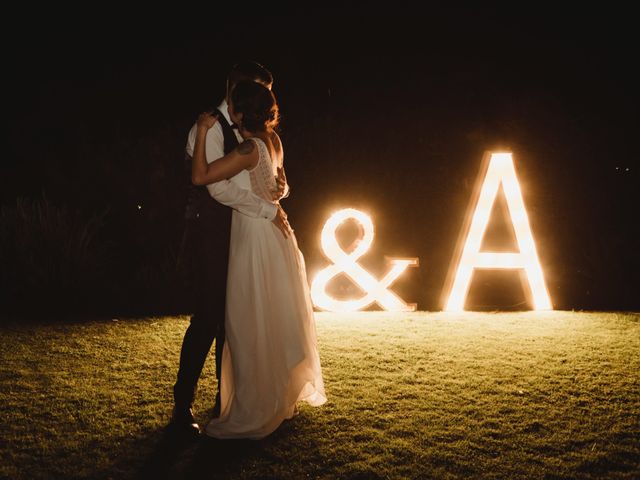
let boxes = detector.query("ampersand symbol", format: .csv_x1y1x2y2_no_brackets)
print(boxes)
310,209,418,312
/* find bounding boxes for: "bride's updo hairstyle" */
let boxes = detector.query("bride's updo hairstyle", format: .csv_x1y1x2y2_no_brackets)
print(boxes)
231,80,280,132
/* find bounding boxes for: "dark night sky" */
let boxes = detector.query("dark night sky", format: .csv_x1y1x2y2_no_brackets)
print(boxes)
3,5,639,310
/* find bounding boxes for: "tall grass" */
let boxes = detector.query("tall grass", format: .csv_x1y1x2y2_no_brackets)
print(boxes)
0,196,109,317
0,194,189,319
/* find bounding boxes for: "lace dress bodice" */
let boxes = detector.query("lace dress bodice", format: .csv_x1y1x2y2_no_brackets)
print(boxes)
247,137,278,202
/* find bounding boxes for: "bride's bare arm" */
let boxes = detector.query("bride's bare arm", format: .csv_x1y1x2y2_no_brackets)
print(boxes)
191,112,259,185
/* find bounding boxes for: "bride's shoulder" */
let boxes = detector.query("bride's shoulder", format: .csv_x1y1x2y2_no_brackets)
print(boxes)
270,130,281,144
245,136,265,150
270,131,283,155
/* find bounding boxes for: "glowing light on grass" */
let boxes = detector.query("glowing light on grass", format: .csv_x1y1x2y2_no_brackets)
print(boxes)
445,153,552,312
311,208,418,312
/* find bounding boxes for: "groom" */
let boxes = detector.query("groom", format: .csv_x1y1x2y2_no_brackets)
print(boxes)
171,61,290,437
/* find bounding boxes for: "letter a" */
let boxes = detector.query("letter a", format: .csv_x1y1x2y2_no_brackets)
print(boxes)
444,152,552,312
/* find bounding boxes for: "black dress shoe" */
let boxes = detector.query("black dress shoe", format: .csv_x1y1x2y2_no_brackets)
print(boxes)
169,407,201,438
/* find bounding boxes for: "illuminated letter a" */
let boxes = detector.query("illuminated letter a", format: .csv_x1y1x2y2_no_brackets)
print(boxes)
444,152,552,312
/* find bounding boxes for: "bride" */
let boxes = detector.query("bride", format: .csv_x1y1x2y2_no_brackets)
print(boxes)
191,80,326,439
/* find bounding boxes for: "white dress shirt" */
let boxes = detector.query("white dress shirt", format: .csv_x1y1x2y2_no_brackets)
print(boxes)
186,100,277,220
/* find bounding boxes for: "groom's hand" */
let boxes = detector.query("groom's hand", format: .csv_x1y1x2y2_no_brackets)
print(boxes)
272,205,293,238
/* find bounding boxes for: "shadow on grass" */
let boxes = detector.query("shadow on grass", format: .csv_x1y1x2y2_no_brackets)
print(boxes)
133,426,263,480
185,437,264,479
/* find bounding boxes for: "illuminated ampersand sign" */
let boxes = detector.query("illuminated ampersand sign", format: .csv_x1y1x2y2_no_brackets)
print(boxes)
311,208,418,312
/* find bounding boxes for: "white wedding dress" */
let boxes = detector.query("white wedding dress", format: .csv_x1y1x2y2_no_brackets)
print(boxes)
205,137,326,439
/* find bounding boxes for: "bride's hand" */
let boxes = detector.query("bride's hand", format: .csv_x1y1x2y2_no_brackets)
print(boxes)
272,205,293,238
197,112,218,130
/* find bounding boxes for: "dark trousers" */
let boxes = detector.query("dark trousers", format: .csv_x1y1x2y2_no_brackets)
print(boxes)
173,214,230,411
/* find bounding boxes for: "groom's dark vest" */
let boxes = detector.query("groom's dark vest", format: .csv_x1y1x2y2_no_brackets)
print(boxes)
184,109,240,223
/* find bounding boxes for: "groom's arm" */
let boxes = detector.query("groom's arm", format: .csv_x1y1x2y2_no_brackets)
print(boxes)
208,179,277,220
186,123,277,220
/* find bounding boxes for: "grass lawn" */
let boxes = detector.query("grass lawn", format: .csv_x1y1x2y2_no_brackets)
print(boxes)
1,311,639,479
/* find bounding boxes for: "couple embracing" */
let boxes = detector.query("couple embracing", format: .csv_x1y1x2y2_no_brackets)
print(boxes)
171,61,326,440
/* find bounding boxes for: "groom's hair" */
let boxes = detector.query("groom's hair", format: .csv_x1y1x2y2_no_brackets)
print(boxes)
228,61,274,91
